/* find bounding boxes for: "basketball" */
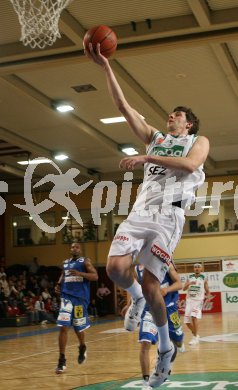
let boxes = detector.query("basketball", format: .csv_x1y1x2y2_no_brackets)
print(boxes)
83,25,117,58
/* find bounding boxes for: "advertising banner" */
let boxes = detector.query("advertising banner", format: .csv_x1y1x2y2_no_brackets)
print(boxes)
220,272,238,291
222,259,238,272
221,291,238,312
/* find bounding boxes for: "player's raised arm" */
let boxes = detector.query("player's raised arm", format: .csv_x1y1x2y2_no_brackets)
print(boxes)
85,42,156,145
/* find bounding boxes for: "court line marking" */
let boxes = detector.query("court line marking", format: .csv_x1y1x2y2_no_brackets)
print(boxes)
0,332,126,364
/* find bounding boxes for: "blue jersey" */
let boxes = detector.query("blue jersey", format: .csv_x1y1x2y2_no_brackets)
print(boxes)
161,272,179,307
135,264,144,284
61,257,90,306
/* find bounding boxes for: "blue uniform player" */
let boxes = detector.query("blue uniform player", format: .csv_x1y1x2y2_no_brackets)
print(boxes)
135,264,184,389
55,242,98,374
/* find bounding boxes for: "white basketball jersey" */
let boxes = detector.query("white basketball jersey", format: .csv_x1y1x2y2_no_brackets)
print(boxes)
187,273,206,301
132,131,205,214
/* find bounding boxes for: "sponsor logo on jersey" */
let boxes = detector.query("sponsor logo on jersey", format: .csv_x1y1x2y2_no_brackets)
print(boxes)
58,313,71,322
155,137,165,145
61,299,73,313
73,317,86,326
151,244,170,264
148,165,167,176
153,144,184,157
65,275,83,283
114,234,130,242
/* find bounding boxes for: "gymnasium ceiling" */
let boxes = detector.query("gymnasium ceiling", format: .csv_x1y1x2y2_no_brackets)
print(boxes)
1,0,238,193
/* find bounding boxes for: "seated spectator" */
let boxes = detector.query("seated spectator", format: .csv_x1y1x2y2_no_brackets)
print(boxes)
0,286,8,317
17,296,38,324
26,297,40,324
42,287,52,301
34,295,56,324
40,274,50,290
8,280,19,298
198,224,206,233
0,266,6,279
0,274,10,297
26,275,40,296
207,222,215,232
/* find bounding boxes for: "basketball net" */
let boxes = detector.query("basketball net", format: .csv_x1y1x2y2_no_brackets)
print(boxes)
10,0,73,49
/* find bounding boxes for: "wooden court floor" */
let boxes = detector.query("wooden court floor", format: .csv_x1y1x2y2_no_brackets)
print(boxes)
0,312,237,389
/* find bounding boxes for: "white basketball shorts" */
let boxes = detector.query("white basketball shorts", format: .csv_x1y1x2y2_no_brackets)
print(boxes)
108,206,185,282
184,299,203,322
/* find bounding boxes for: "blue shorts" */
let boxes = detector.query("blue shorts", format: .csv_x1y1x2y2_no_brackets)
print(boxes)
139,304,184,344
167,304,184,343
139,310,158,345
57,292,90,332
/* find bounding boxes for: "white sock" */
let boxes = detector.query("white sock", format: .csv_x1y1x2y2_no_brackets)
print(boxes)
157,322,171,353
125,280,143,300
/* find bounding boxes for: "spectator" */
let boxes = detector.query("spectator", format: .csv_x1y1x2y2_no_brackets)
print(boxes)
34,295,56,324
0,274,10,297
0,286,8,317
42,287,52,301
40,274,50,290
29,257,40,275
96,282,111,316
26,297,40,324
198,224,206,233
0,266,6,279
207,223,215,232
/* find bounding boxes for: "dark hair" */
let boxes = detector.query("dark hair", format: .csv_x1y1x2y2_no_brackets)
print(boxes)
173,106,200,135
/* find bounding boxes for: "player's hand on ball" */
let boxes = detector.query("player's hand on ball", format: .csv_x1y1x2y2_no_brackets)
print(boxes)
85,43,109,67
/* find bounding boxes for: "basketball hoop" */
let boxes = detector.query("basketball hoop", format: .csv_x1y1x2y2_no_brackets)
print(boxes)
10,0,73,49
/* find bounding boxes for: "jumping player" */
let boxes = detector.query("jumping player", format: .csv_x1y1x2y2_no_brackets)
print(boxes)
85,43,209,387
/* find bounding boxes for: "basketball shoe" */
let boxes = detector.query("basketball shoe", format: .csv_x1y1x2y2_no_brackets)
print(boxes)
149,343,177,387
189,335,200,345
124,296,146,331
78,344,87,364
142,379,152,389
177,342,186,352
55,356,66,374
